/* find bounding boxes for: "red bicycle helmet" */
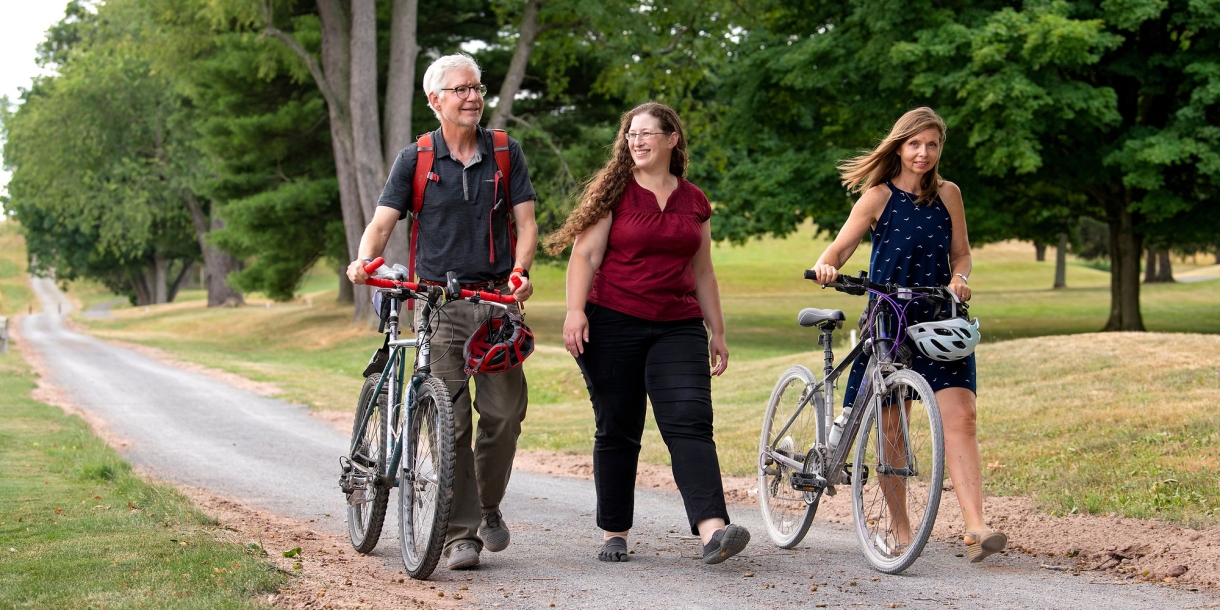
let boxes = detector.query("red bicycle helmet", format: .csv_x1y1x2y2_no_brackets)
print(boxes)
463,312,534,375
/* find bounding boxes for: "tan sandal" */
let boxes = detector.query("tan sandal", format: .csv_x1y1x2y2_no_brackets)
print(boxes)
964,530,1007,563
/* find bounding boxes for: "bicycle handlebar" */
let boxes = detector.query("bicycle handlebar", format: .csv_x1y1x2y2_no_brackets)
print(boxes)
804,269,956,302
361,257,516,304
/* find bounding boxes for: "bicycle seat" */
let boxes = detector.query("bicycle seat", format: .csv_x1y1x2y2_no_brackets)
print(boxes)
798,308,846,328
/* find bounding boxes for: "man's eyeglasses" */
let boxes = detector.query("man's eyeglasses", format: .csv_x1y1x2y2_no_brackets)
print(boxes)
624,131,670,142
441,84,488,99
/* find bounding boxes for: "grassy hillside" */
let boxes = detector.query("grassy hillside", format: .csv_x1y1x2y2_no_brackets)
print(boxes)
74,226,1220,524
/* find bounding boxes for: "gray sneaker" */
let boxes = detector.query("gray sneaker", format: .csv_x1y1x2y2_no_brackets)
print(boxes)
479,510,511,552
446,541,481,570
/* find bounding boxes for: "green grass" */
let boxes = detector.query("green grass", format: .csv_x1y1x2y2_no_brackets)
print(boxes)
0,349,284,608
73,227,1220,525
0,221,36,317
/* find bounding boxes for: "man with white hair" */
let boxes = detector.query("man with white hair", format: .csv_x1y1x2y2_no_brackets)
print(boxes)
347,53,538,570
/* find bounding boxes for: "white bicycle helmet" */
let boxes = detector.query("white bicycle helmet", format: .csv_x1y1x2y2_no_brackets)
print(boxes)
906,295,980,362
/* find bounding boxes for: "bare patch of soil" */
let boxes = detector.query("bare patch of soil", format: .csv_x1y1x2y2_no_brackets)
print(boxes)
512,448,1220,592
177,486,465,610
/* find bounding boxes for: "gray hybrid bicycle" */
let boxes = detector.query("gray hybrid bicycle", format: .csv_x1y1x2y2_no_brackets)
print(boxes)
758,271,951,574
339,257,516,579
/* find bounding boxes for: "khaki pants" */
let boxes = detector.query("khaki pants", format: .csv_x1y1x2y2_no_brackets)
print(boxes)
423,293,528,553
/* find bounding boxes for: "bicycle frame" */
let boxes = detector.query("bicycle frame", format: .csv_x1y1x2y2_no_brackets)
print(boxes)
348,287,439,493
762,286,929,493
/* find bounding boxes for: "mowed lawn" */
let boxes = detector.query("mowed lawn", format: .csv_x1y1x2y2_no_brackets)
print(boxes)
71,224,1220,524
0,222,282,608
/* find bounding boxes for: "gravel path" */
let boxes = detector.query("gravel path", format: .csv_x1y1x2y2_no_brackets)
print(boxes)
19,277,1218,609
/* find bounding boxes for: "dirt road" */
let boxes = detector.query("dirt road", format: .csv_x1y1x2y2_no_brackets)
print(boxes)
19,278,1218,609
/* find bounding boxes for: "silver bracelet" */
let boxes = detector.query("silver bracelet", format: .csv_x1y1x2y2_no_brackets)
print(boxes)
954,273,969,285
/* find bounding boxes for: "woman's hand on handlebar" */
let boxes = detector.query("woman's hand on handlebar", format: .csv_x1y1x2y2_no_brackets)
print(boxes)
948,275,971,302
810,262,839,286
563,309,589,357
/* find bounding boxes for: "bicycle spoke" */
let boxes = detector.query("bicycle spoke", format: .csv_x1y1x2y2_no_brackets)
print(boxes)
851,370,944,574
759,366,822,549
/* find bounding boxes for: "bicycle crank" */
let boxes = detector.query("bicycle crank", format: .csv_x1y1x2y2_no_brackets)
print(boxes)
790,446,827,499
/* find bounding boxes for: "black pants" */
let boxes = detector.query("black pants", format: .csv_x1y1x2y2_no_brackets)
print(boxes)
575,304,730,535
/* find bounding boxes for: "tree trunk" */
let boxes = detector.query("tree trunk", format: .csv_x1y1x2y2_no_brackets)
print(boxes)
167,260,194,302
350,0,385,224
338,266,354,303
1103,197,1144,331
1053,232,1067,289
488,0,543,130
1156,250,1174,282
131,268,152,306
315,0,373,320
1144,247,1158,283
384,0,419,166
1034,242,1046,262
182,192,245,307
345,0,411,274
152,255,169,304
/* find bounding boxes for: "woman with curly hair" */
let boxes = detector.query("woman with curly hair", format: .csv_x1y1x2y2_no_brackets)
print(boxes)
544,102,749,565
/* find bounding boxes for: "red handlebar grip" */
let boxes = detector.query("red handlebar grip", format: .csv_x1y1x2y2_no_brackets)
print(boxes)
365,278,396,288
459,288,516,303
363,257,385,274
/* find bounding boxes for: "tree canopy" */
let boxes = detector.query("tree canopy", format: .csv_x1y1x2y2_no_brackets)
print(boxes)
3,0,1217,328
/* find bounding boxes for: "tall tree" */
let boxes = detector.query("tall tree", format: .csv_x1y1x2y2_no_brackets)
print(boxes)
2,0,205,305
681,0,1220,332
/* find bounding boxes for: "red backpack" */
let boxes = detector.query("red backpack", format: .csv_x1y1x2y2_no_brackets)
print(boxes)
409,129,516,293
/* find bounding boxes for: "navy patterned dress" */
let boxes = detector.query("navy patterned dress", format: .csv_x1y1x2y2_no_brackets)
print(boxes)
841,181,977,407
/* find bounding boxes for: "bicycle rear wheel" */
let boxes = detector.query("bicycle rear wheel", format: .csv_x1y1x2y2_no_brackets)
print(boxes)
758,365,823,549
399,376,455,580
347,373,390,554
851,369,944,574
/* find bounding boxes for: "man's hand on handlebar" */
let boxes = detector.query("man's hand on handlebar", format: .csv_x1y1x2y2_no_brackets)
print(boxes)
347,259,372,284
509,272,533,302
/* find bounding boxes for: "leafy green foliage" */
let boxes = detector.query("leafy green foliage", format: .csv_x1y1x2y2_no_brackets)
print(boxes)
2,0,200,303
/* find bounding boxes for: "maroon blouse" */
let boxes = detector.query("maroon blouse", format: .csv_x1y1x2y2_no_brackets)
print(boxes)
587,177,712,322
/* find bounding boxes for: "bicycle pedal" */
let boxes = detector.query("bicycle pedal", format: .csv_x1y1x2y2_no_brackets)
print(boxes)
790,472,826,492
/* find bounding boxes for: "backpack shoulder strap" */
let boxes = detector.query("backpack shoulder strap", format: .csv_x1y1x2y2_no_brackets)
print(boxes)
412,133,437,216
408,133,439,297
490,129,516,266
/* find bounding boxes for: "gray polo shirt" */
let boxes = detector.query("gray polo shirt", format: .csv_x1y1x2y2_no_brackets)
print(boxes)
378,126,537,283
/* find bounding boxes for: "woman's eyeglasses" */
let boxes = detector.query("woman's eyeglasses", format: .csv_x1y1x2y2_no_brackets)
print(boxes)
624,131,670,142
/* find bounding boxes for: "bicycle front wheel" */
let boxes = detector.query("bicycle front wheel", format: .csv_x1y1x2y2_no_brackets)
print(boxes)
399,376,455,580
851,369,944,574
347,373,390,554
758,365,823,549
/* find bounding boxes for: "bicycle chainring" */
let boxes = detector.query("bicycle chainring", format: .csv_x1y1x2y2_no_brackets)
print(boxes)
801,445,827,504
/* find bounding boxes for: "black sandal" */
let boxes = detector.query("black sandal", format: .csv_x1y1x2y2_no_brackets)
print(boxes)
598,536,629,562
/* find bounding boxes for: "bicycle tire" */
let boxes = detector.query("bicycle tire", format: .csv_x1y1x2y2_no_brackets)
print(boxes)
399,376,456,580
758,365,823,549
347,373,390,554
850,369,944,574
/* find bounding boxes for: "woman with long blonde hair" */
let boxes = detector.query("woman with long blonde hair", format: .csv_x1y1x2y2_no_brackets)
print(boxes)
545,102,749,565
809,107,1006,563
